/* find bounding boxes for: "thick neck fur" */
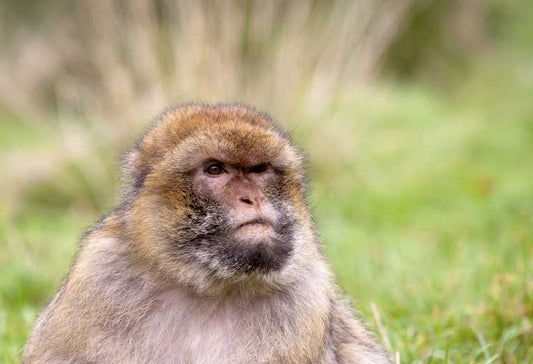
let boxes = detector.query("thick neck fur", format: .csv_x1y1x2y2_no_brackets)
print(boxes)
35,210,333,363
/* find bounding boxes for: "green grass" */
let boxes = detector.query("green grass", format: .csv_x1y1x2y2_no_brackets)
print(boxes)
309,85,533,362
1,74,532,362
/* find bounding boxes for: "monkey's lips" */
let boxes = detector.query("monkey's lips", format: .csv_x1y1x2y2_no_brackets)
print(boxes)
233,219,275,241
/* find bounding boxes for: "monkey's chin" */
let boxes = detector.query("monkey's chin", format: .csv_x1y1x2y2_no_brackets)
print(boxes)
233,223,275,242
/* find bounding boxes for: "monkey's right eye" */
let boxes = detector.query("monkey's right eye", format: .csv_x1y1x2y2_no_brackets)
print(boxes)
205,162,225,176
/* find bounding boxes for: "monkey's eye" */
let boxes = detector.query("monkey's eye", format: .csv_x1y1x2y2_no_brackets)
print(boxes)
205,162,225,176
249,163,268,173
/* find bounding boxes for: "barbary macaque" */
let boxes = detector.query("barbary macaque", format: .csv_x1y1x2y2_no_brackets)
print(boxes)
24,104,391,363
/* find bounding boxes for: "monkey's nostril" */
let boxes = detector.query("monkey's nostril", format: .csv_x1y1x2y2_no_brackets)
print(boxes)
240,197,254,205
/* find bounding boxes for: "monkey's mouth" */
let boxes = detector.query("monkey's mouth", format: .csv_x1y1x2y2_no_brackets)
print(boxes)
183,212,294,275
233,218,275,240
236,217,272,228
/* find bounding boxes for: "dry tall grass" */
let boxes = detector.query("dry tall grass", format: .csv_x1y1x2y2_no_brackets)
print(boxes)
1,0,412,123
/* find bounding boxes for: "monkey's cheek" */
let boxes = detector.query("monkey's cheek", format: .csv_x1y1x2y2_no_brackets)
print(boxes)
232,223,275,243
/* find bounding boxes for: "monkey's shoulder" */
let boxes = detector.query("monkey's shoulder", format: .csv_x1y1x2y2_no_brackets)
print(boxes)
325,298,393,364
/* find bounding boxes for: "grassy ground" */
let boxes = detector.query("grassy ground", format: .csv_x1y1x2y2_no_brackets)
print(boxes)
1,69,532,362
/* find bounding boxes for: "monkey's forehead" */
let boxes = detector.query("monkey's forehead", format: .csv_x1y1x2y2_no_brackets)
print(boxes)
143,104,285,143
139,104,302,170
173,126,300,171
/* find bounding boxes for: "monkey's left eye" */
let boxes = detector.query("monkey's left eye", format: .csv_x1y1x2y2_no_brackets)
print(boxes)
205,162,225,176
249,164,268,173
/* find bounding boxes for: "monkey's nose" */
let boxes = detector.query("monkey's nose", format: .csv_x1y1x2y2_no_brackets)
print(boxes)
239,197,254,206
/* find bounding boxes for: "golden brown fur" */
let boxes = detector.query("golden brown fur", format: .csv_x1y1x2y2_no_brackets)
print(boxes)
24,103,391,363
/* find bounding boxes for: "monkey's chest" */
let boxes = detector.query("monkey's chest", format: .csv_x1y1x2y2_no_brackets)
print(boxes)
126,295,318,364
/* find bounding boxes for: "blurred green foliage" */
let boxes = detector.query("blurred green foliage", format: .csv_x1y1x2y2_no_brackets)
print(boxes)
1,0,533,363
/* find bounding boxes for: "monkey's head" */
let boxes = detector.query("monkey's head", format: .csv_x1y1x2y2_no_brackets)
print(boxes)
123,104,314,295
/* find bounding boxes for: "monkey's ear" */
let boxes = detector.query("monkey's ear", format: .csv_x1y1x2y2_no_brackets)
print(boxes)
120,149,150,199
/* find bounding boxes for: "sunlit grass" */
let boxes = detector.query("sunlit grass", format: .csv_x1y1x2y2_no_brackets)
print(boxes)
307,82,533,362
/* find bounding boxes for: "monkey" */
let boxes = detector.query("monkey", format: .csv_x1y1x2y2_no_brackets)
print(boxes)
23,103,392,363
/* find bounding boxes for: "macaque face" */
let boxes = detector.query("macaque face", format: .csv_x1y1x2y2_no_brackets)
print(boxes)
130,110,306,284
192,160,279,242
181,157,296,278
136,121,305,282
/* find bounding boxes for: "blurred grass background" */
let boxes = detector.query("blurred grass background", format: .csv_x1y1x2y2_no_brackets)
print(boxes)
1,0,532,362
